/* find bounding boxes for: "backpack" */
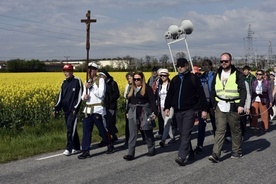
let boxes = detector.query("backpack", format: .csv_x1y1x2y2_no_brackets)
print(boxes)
104,79,120,109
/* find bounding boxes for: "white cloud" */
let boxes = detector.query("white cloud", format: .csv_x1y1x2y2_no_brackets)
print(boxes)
0,0,275,61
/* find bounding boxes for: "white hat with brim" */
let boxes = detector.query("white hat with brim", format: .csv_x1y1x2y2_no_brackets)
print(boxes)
88,62,98,69
158,68,169,76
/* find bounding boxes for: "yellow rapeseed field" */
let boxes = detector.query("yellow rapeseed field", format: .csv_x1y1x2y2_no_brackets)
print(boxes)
0,72,159,130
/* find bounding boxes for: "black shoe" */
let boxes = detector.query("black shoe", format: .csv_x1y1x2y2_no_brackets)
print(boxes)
106,145,114,154
159,141,165,148
193,146,203,154
77,151,91,159
123,155,134,161
147,150,156,157
175,157,187,166
98,141,107,148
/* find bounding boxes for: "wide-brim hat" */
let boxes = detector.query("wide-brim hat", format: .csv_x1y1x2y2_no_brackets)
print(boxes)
158,68,169,76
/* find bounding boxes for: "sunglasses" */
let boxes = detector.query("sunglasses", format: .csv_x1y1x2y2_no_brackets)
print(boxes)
256,73,263,76
133,78,141,81
160,75,168,77
220,60,229,64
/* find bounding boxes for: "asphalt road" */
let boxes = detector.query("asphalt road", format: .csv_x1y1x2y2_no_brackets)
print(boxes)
1,120,276,184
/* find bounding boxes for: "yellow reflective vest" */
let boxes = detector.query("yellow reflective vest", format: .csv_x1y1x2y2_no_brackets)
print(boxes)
215,71,240,103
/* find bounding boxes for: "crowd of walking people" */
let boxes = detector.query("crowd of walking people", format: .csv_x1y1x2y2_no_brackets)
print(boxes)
53,52,276,166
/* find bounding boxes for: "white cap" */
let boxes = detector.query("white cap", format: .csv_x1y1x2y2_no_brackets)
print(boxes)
88,62,98,69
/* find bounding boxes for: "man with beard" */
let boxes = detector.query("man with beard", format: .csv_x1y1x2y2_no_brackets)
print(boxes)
209,52,246,163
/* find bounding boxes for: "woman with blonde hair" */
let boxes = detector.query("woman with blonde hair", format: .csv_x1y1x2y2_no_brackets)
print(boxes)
123,71,158,161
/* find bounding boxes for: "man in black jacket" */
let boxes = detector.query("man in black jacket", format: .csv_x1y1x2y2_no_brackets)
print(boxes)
53,64,83,156
164,58,208,166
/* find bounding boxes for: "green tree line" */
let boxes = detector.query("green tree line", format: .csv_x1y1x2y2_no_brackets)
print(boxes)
7,59,46,72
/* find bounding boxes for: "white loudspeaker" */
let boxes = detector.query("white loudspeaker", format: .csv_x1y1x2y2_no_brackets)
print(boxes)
178,20,194,35
168,25,180,39
164,31,171,39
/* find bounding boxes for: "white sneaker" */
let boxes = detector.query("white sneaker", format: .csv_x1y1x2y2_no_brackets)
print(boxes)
63,150,71,156
72,149,80,154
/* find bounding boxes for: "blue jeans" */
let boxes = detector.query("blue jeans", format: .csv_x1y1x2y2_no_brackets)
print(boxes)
81,113,110,151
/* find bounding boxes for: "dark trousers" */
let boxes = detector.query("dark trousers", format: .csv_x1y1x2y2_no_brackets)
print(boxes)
196,109,216,148
158,112,164,135
175,109,195,159
81,113,111,151
127,118,155,157
239,114,249,136
64,112,80,152
106,110,118,136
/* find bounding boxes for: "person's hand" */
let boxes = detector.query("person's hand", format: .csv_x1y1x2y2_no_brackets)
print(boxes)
269,102,273,107
84,94,90,101
85,81,92,89
246,108,250,115
237,106,244,114
201,111,208,119
164,109,170,117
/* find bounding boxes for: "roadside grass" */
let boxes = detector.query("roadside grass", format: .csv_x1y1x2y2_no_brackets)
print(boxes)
0,115,126,164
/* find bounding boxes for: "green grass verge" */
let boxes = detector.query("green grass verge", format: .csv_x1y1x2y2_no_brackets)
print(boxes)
0,116,126,164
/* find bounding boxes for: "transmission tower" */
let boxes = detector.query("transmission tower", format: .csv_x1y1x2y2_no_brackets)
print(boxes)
244,24,255,65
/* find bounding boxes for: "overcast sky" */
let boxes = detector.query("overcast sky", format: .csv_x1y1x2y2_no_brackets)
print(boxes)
0,0,275,61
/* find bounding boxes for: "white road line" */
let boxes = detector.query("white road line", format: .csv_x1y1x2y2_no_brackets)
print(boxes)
36,153,63,161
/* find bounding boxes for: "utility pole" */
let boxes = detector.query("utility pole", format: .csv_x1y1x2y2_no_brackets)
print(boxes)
81,10,97,82
64,56,70,63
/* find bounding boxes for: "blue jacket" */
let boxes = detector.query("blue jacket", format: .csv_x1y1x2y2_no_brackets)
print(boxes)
54,76,83,113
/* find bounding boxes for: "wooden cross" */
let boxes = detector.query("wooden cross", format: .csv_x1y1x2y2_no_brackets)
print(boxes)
81,10,97,82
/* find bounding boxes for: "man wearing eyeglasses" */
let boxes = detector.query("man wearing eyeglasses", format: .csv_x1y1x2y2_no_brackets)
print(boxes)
208,52,246,163
164,58,208,166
